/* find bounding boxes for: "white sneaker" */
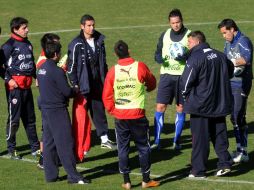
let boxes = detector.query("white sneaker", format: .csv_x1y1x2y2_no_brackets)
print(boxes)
233,152,249,163
215,168,231,176
188,174,206,179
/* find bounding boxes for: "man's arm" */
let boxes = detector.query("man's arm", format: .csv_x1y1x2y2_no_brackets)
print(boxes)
138,62,156,92
231,37,253,66
180,59,199,99
102,67,115,115
55,68,75,98
154,32,165,64
67,42,81,87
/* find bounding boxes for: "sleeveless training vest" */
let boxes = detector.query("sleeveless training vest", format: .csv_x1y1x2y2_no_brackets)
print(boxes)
161,28,190,75
114,61,145,109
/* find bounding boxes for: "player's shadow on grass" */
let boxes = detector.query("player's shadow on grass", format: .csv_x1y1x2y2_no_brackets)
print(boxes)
0,144,31,157
149,120,192,151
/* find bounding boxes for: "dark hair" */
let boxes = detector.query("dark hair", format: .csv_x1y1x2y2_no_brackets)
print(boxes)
10,17,28,33
187,31,206,43
114,40,129,59
41,33,60,51
217,19,238,31
80,14,95,25
44,42,62,59
168,8,183,21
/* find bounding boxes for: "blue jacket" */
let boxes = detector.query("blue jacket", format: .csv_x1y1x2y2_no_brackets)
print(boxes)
180,43,234,117
1,34,36,82
67,30,108,97
37,59,74,109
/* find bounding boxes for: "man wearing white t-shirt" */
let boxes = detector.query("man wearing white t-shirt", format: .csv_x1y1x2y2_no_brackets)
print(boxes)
67,15,116,156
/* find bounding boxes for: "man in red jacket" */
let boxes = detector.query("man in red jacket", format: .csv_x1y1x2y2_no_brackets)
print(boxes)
102,40,159,189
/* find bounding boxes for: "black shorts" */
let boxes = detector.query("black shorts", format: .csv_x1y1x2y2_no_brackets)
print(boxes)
156,74,183,105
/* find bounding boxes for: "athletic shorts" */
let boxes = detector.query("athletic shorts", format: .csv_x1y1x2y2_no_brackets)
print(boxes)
156,74,183,105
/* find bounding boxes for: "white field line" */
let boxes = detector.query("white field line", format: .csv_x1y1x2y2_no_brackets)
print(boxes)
1,20,254,38
1,154,254,185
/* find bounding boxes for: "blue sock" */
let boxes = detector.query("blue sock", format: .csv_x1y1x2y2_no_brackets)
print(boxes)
174,112,185,144
154,111,164,145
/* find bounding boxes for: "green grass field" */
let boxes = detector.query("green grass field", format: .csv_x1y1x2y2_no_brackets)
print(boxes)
0,0,254,189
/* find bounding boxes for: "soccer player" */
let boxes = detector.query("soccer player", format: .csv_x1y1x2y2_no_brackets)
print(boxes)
152,9,191,150
37,39,90,184
181,31,233,177
67,14,116,150
218,19,253,163
102,40,159,189
1,17,40,159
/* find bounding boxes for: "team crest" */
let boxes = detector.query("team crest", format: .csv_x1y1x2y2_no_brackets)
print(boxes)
12,98,18,104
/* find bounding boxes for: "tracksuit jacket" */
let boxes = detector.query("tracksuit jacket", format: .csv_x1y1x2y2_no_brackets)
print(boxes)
1,33,36,88
180,43,234,117
67,30,108,96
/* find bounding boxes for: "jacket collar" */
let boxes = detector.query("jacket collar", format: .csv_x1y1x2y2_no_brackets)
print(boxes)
118,57,135,65
79,30,105,45
11,33,27,42
186,43,210,58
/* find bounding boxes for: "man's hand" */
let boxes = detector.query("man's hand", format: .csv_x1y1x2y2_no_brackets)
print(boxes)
8,79,18,89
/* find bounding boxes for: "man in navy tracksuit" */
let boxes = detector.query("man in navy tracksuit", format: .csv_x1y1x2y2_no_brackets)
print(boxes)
37,39,90,184
218,19,253,163
180,31,234,177
1,17,39,159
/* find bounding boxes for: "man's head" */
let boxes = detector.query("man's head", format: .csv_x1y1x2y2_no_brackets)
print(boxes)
80,14,95,38
44,42,62,62
168,8,183,32
114,40,130,59
41,33,60,51
10,17,29,38
187,31,206,49
218,19,238,42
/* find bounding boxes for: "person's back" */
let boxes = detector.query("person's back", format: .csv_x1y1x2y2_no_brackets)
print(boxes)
182,43,233,117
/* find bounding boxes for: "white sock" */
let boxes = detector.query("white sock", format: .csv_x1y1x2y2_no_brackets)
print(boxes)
101,135,109,143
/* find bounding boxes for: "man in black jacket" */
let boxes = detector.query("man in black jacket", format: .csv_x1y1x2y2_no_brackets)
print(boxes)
1,17,40,159
67,14,116,151
180,31,234,178
37,39,90,184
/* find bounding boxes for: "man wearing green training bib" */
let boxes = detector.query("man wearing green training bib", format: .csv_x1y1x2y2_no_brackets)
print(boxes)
152,8,191,150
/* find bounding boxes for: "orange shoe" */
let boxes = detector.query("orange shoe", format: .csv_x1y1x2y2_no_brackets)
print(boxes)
122,182,131,190
142,180,160,188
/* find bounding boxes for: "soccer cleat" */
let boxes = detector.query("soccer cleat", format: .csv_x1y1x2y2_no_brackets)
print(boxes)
188,174,206,179
150,143,160,150
121,182,131,190
68,178,91,184
233,152,249,163
215,168,231,176
37,163,44,170
141,180,160,188
172,143,182,150
8,150,22,160
32,149,41,157
101,140,117,150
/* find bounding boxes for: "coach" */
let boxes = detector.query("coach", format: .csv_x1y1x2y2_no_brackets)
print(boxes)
180,31,234,177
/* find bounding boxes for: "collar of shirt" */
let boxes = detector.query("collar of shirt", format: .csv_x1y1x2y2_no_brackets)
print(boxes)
117,57,135,66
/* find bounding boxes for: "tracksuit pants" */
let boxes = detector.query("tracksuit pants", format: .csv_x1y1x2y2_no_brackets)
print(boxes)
115,117,151,176
190,115,232,176
87,97,108,137
42,107,83,182
72,94,91,161
6,88,39,153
